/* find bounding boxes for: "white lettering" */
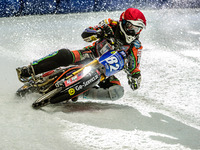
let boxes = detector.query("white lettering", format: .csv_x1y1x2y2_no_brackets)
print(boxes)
74,74,99,91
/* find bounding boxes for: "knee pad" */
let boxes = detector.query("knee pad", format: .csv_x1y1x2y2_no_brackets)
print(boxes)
109,85,124,100
83,85,124,101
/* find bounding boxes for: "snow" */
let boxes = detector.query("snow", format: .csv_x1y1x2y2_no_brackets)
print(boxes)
0,9,200,150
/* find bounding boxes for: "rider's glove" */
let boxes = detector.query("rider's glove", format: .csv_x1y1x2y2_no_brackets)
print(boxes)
101,24,114,38
127,73,141,90
98,20,114,38
98,24,114,39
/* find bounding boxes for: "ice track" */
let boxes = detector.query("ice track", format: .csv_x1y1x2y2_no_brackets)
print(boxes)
0,9,200,150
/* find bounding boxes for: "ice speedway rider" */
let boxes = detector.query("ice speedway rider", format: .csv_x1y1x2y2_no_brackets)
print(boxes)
16,8,146,101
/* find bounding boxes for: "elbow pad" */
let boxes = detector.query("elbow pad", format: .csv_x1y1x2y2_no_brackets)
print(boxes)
81,28,99,42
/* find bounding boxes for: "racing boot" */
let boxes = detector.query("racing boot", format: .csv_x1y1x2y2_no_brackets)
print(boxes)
16,65,34,82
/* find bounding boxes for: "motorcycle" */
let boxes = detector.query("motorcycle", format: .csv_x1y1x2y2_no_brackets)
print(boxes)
16,49,127,109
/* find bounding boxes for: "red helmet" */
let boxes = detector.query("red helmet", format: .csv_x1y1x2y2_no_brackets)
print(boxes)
119,8,146,44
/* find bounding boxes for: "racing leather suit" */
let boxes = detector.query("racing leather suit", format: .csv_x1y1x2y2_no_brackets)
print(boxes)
30,18,143,100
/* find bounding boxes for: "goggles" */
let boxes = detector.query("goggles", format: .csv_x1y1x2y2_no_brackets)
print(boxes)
124,21,142,35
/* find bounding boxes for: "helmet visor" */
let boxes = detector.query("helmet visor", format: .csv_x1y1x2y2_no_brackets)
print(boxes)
125,21,142,35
